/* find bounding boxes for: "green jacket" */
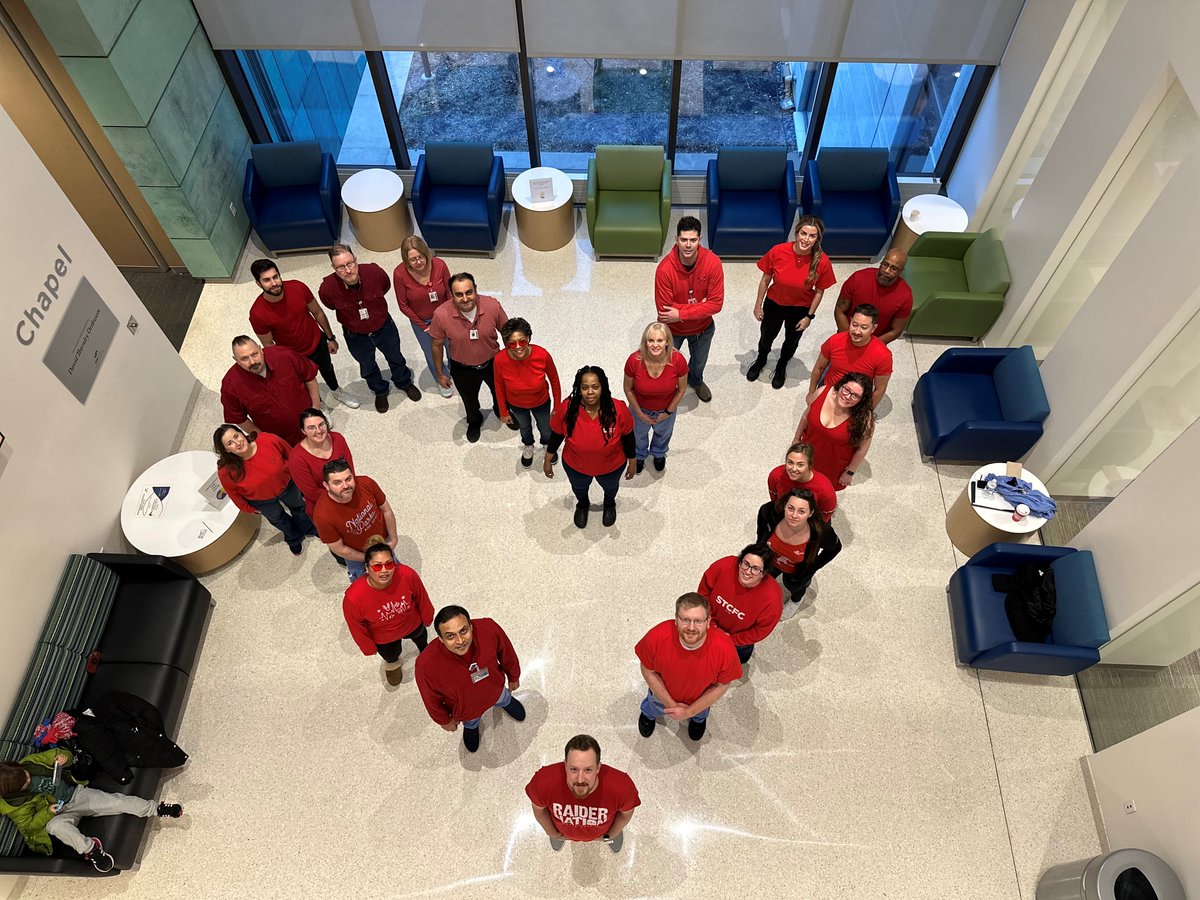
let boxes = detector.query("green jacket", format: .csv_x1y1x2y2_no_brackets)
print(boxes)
0,749,81,855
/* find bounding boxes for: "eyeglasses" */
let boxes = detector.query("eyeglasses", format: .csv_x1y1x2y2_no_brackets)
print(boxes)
676,615,709,627
507,339,529,348
368,560,396,573
739,561,764,576
839,385,864,401
334,260,357,272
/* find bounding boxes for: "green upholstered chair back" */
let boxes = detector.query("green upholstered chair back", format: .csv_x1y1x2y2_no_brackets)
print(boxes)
716,147,787,191
594,145,665,192
423,142,496,186
992,345,1050,423
962,228,1011,295
250,141,323,189
814,148,889,191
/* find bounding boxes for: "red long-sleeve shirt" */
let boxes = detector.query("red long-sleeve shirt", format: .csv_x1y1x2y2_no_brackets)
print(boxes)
342,565,434,655
393,257,452,325
698,556,784,647
217,432,294,512
654,247,724,336
414,618,520,725
287,432,355,516
493,344,561,417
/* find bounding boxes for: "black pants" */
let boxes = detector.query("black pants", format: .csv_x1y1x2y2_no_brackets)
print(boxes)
375,624,429,663
755,298,811,370
736,643,755,664
305,336,340,391
450,359,498,426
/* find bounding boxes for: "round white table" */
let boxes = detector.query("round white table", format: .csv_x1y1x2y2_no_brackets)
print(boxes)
891,193,969,253
945,463,1051,557
342,168,412,252
120,451,258,575
511,166,575,251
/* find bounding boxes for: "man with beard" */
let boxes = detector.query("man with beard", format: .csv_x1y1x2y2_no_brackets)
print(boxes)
525,735,639,853
220,335,320,444
313,459,398,583
833,249,912,344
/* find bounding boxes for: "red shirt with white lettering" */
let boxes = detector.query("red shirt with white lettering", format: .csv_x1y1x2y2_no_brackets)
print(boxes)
819,332,893,387
698,556,784,647
525,764,641,842
768,530,809,575
249,281,323,355
342,564,434,654
550,401,635,476
635,620,741,705
838,268,913,336
766,466,837,522
624,350,688,410
313,475,387,552
414,618,520,725
757,242,837,307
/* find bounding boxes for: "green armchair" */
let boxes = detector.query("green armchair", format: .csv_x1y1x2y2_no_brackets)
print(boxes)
904,228,1011,338
586,145,671,257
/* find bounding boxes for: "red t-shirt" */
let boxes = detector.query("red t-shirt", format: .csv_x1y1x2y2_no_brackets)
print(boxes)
287,432,355,516
525,764,641,842
550,401,634,476
220,345,318,444
216,432,293,511
766,466,837,521
819,332,893,386
313,475,387,551
698,556,784,647
634,619,741,705
342,564,434,654
654,247,725,336
757,243,837,307
248,281,322,355
624,351,688,410
393,257,452,325
839,268,913,336
493,345,561,416
414,617,520,724
318,262,392,334
768,530,809,575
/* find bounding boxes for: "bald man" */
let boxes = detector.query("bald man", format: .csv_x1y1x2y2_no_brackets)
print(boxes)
833,250,912,344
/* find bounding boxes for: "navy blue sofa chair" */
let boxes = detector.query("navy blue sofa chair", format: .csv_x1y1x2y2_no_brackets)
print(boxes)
800,147,900,257
949,544,1109,675
242,141,342,253
913,345,1050,462
705,147,796,257
411,143,504,255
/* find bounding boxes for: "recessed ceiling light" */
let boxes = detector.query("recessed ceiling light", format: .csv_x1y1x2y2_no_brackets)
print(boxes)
639,68,648,76
545,65,555,74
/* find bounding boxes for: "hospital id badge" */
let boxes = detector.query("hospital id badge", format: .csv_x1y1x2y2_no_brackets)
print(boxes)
470,666,490,683
358,306,370,320
469,328,479,340
428,290,439,303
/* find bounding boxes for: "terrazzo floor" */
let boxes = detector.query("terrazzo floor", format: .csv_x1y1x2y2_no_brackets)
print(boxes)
13,210,1100,899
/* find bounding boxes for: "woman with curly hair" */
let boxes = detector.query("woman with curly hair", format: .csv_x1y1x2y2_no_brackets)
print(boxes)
793,371,875,491
544,366,636,528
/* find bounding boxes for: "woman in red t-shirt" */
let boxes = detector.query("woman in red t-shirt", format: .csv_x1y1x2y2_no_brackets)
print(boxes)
544,366,636,528
749,216,837,389
288,407,355,567
392,235,453,397
493,316,562,469
214,424,315,555
793,372,875,491
755,487,842,608
766,442,837,521
623,322,688,475
342,542,434,686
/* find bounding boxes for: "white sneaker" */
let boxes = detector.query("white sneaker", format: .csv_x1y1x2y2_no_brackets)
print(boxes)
438,383,453,398
331,389,360,409
780,600,800,621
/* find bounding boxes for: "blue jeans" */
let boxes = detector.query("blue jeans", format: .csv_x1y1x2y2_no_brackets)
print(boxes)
247,481,314,548
509,400,552,447
346,558,366,583
640,689,710,724
462,686,512,729
632,409,677,460
342,316,414,396
671,321,715,387
563,459,624,506
408,317,450,381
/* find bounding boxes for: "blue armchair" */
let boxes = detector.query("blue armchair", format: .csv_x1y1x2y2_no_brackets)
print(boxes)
243,141,342,253
949,544,1109,675
705,147,796,257
411,143,504,255
800,148,900,257
913,346,1050,462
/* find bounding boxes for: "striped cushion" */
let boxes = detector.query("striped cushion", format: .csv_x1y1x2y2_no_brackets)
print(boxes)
39,555,117,657
0,645,88,744
0,741,35,856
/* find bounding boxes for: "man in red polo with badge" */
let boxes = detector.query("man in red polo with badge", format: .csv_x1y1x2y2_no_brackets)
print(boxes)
654,215,724,403
635,592,742,742
526,735,640,854
698,544,784,666
808,304,893,409
834,250,912,344
220,335,320,444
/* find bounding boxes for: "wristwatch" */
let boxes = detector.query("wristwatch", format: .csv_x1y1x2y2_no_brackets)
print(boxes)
845,469,855,477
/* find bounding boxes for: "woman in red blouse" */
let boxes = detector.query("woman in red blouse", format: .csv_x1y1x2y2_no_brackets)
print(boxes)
623,322,688,474
392,235,453,397
493,317,562,469
544,366,636,528
342,541,434,685
793,372,875,491
749,216,837,389
755,487,842,609
214,424,315,555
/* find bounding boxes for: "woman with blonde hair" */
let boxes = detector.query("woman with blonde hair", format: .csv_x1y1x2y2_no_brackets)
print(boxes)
392,234,453,396
622,322,688,473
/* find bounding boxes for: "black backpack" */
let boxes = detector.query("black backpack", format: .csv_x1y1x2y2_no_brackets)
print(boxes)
994,563,1057,643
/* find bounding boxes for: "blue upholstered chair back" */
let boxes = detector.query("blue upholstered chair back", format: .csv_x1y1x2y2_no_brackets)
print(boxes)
423,143,496,186
250,141,323,188
992,345,1050,424
716,147,787,191
814,148,890,191
1048,551,1109,648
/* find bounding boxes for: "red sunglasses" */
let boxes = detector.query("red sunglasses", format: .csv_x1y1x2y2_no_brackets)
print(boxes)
507,339,529,348
368,560,396,573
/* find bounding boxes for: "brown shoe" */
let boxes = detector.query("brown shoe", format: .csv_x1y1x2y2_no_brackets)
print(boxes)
384,662,402,685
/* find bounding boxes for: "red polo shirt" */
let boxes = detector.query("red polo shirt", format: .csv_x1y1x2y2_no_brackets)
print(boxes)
550,400,634,476
525,764,641,842
819,332,893,386
393,257,452,325
220,345,317,444
839,268,913,336
248,281,323,355
635,619,741,705
313,475,387,552
428,295,509,366
342,564,434,655
757,242,837,307
698,556,784,647
414,617,520,724
318,262,392,334
654,247,724,337
766,466,837,521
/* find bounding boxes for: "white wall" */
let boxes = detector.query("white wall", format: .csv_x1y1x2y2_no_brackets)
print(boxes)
1086,706,1200,896
0,107,197,716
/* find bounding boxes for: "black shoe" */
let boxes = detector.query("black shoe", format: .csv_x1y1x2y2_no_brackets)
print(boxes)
462,725,480,753
574,503,589,529
156,802,183,818
400,383,421,402
521,447,534,468
374,393,389,413
653,456,665,472
466,421,481,443
635,459,645,474
747,361,765,381
84,838,114,873
505,419,520,431
602,502,616,527
638,713,656,738
687,718,707,741
771,368,787,390
501,696,526,721
288,542,303,556
694,382,712,403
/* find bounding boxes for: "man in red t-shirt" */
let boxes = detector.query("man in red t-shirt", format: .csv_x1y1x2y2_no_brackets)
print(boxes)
249,258,359,410
526,734,640,853
635,593,742,742
220,336,320,444
834,251,912,343
698,545,784,665
809,304,893,409
654,215,724,403
312,459,398,583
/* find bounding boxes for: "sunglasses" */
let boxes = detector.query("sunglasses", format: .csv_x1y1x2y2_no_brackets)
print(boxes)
368,560,396,573
507,339,529,348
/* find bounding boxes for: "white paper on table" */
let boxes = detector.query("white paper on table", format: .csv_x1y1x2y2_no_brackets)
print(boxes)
527,177,555,204
135,486,167,518
198,471,229,508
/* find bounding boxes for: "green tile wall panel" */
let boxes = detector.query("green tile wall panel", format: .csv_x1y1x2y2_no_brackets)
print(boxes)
108,0,197,124
141,186,205,240
25,0,104,56
103,126,174,186
170,238,226,278
60,56,143,126
78,0,140,54
208,161,252,276
147,27,225,181
182,90,250,234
